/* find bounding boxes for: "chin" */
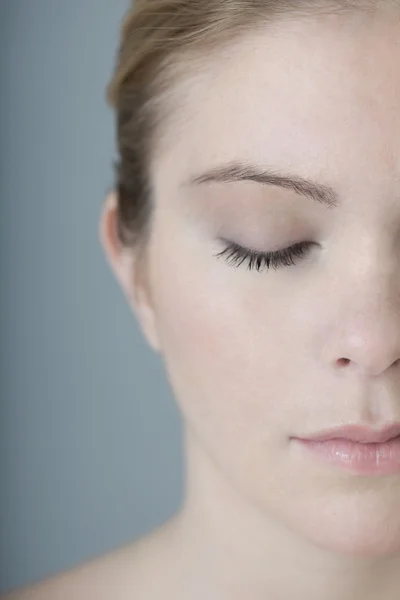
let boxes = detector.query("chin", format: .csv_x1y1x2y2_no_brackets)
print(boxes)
308,529,400,558
291,500,400,557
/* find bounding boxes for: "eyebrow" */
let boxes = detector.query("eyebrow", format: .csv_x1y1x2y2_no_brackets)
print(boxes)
182,161,339,209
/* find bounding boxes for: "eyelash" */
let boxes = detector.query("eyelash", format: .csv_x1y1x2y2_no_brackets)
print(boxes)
214,239,314,273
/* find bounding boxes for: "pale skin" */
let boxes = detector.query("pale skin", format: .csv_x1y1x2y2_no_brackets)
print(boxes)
6,6,400,600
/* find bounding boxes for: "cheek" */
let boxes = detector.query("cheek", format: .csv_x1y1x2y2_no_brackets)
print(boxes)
147,212,297,476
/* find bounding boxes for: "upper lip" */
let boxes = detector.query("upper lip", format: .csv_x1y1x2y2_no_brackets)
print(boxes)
296,423,400,444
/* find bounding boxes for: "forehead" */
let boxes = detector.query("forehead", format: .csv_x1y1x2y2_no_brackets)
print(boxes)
151,12,400,203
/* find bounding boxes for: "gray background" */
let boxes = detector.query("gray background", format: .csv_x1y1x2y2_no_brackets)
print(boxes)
0,1,183,594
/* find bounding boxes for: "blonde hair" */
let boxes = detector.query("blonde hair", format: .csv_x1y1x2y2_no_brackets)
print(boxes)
106,0,394,252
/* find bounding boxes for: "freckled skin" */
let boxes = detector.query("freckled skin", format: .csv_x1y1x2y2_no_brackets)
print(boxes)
10,7,400,600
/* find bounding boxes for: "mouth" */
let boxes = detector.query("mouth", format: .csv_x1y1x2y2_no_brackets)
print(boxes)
294,423,400,444
292,423,400,476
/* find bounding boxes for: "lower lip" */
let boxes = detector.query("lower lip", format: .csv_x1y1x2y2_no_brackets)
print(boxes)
294,435,400,475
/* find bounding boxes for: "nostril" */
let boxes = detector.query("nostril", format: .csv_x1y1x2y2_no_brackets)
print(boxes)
338,358,350,366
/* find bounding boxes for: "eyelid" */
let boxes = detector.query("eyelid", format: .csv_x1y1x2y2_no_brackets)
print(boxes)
216,235,291,254
214,237,315,272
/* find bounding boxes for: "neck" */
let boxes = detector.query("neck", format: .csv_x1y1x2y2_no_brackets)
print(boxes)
173,426,400,600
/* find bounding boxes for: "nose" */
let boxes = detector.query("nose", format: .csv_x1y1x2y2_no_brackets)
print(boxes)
324,280,400,378
334,343,400,378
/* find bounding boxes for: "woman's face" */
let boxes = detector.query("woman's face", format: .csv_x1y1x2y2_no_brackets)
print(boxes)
102,10,400,556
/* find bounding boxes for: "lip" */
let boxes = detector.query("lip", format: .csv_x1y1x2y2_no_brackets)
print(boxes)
295,423,400,444
292,423,400,475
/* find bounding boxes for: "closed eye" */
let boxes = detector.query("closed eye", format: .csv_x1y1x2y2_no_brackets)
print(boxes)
214,239,315,273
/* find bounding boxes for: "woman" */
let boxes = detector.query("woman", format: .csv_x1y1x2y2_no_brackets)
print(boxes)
7,0,400,598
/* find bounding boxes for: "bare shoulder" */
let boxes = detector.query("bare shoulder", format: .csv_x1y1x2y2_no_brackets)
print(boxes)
2,515,183,600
